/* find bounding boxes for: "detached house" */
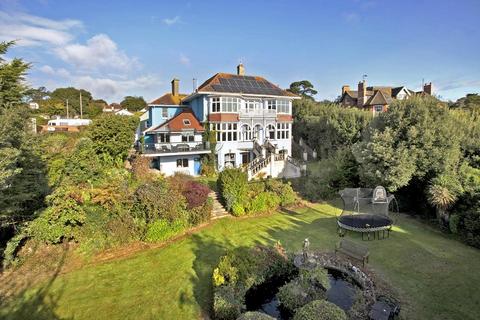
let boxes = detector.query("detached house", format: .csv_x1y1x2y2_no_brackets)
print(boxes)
339,80,433,114
138,64,302,179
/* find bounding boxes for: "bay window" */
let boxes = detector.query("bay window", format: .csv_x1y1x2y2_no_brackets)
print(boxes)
276,123,290,139
211,123,238,142
211,97,240,113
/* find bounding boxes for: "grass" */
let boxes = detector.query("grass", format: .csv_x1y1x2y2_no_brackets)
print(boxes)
2,202,480,320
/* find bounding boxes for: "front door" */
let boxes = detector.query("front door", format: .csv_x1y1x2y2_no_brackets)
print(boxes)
194,158,201,175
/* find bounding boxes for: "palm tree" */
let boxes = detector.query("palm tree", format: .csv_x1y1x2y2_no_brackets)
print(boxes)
427,177,460,225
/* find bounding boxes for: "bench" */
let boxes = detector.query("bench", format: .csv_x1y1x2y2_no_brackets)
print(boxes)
335,239,369,267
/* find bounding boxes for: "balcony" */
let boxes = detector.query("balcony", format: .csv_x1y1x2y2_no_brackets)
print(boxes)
139,142,211,156
238,108,277,118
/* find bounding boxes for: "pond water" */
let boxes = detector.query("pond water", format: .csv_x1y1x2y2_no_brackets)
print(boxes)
245,268,359,319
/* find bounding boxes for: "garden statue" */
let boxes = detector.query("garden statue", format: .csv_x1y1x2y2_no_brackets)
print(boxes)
302,238,310,262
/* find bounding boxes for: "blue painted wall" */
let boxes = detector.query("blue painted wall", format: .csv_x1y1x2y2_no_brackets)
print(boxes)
148,106,184,128
189,96,206,122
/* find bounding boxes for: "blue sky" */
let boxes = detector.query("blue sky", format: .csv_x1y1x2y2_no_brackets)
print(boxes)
1,0,479,103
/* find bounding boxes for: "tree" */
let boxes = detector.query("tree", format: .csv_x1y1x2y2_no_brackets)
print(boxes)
288,80,318,100
427,174,462,224
120,96,147,112
88,114,139,164
25,86,49,102
49,87,93,116
0,41,30,107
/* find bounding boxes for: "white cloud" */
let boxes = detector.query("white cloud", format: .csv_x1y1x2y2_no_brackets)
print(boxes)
179,53,190,66
0,10,82,46
163,16,180,26
54,34,139,71
39,65,71,78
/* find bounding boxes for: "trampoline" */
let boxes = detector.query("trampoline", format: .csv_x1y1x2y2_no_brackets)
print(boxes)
338,187,398,240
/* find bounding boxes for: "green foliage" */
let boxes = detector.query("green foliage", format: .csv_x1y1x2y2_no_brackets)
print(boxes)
213,245,296,320
0,41,30,106
237,311,276,320
248,191,280,214
288,80,318,100
29,186,86,244
277,267,329,314
265,179,298,207
49,87,93,116
145,219,186,242
293,99,371,159
134,179,188,223
293,300,347,320
120,96,147,112
354,97,461,192
2,232,28,268
63,138,104,185
88,114,139,163
218,168,249,212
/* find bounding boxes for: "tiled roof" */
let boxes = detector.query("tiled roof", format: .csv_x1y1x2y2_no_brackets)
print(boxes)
365,90,393,106
150,93,188,105
345,90,358,98
197,73,297,97
148,109,204,133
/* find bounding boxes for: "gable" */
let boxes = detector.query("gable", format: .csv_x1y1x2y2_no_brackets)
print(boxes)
148,109,204,133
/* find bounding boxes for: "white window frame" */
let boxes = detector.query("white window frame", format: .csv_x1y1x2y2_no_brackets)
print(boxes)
276,123,290,139
277,100,290,114
211,97,240,113
211,97,221,113
181,131,194,142
224,153,236,168
374,105,383,112
241,124,252,141
183,119,191,126
176,158,189,168
253,124,262,140
162,108,168,117
211,122,238,142
267,124,276,140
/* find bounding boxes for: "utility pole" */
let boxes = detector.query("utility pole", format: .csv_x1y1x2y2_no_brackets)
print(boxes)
80,91,83,119
66,99,69,118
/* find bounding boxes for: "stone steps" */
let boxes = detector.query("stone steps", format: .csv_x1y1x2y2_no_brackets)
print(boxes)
208,191,230,219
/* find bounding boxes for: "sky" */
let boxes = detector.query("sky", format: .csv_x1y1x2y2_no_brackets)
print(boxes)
1,0,479,103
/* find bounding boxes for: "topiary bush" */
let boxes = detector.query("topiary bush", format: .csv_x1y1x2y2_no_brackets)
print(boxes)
145,219,186,242
218,168,249,214
236,311,276,320
293,300,347,320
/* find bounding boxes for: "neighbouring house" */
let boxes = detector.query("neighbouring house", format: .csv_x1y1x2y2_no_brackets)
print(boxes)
103,103,122,113
339,80,433,114
137,65,303,179
114,109,134,116
41,118,92,132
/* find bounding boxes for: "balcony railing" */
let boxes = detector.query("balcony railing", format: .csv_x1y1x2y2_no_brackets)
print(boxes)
239,108,277,117
139,142,211,154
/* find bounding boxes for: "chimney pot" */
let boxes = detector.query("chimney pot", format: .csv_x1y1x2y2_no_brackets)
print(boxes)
237,64,245,76
171,78,179,96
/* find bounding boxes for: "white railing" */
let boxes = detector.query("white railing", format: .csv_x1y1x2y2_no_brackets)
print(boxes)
239,108,277,117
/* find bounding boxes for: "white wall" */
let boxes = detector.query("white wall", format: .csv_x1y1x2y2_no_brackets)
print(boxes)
158,154,200,176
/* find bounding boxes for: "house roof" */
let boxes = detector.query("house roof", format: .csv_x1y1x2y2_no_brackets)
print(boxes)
365,90,393,106
150,93,188,105
147,109,204,133
197,73,298,97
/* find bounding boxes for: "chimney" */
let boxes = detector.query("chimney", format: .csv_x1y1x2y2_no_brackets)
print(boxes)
171,78,179,96
342,85,350,95
237,64,245,76
357,80,366,107
423,82,433,95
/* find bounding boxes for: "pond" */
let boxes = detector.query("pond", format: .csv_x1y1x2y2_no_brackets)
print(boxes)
245,268,359,319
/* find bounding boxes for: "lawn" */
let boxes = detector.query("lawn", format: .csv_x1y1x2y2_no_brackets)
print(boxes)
2,202,480,320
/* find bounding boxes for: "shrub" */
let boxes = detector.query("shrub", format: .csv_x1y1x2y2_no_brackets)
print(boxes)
237,311,276,320
218,168,248,212
293,300,347,320
265,179,298,207
134,179,188,223
277,267,330,314
214,285,243,320
247,191,280,214
131,155,154,182
2,232,28,268
183,180,211,209
189,197,213,225
145,219,186,242
29,186,86,244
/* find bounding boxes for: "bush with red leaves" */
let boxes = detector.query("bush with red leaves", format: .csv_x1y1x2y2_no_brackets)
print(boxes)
183,180,211,209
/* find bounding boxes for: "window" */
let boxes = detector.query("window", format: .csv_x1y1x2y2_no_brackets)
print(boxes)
241,124,252,141
277,100,289,113
162,108,168,117
176,158,189,168
182,132,194,142
374,105,383,112
183,119,191,126
267,100,277,111
157,132,170,143
224,153,235,168
211,97,240,113
245,100,260,113
267,124,275,140
211,123,238,142
276,123,290,139
212,97,221,112
253,124,262,140
241,152,250,165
